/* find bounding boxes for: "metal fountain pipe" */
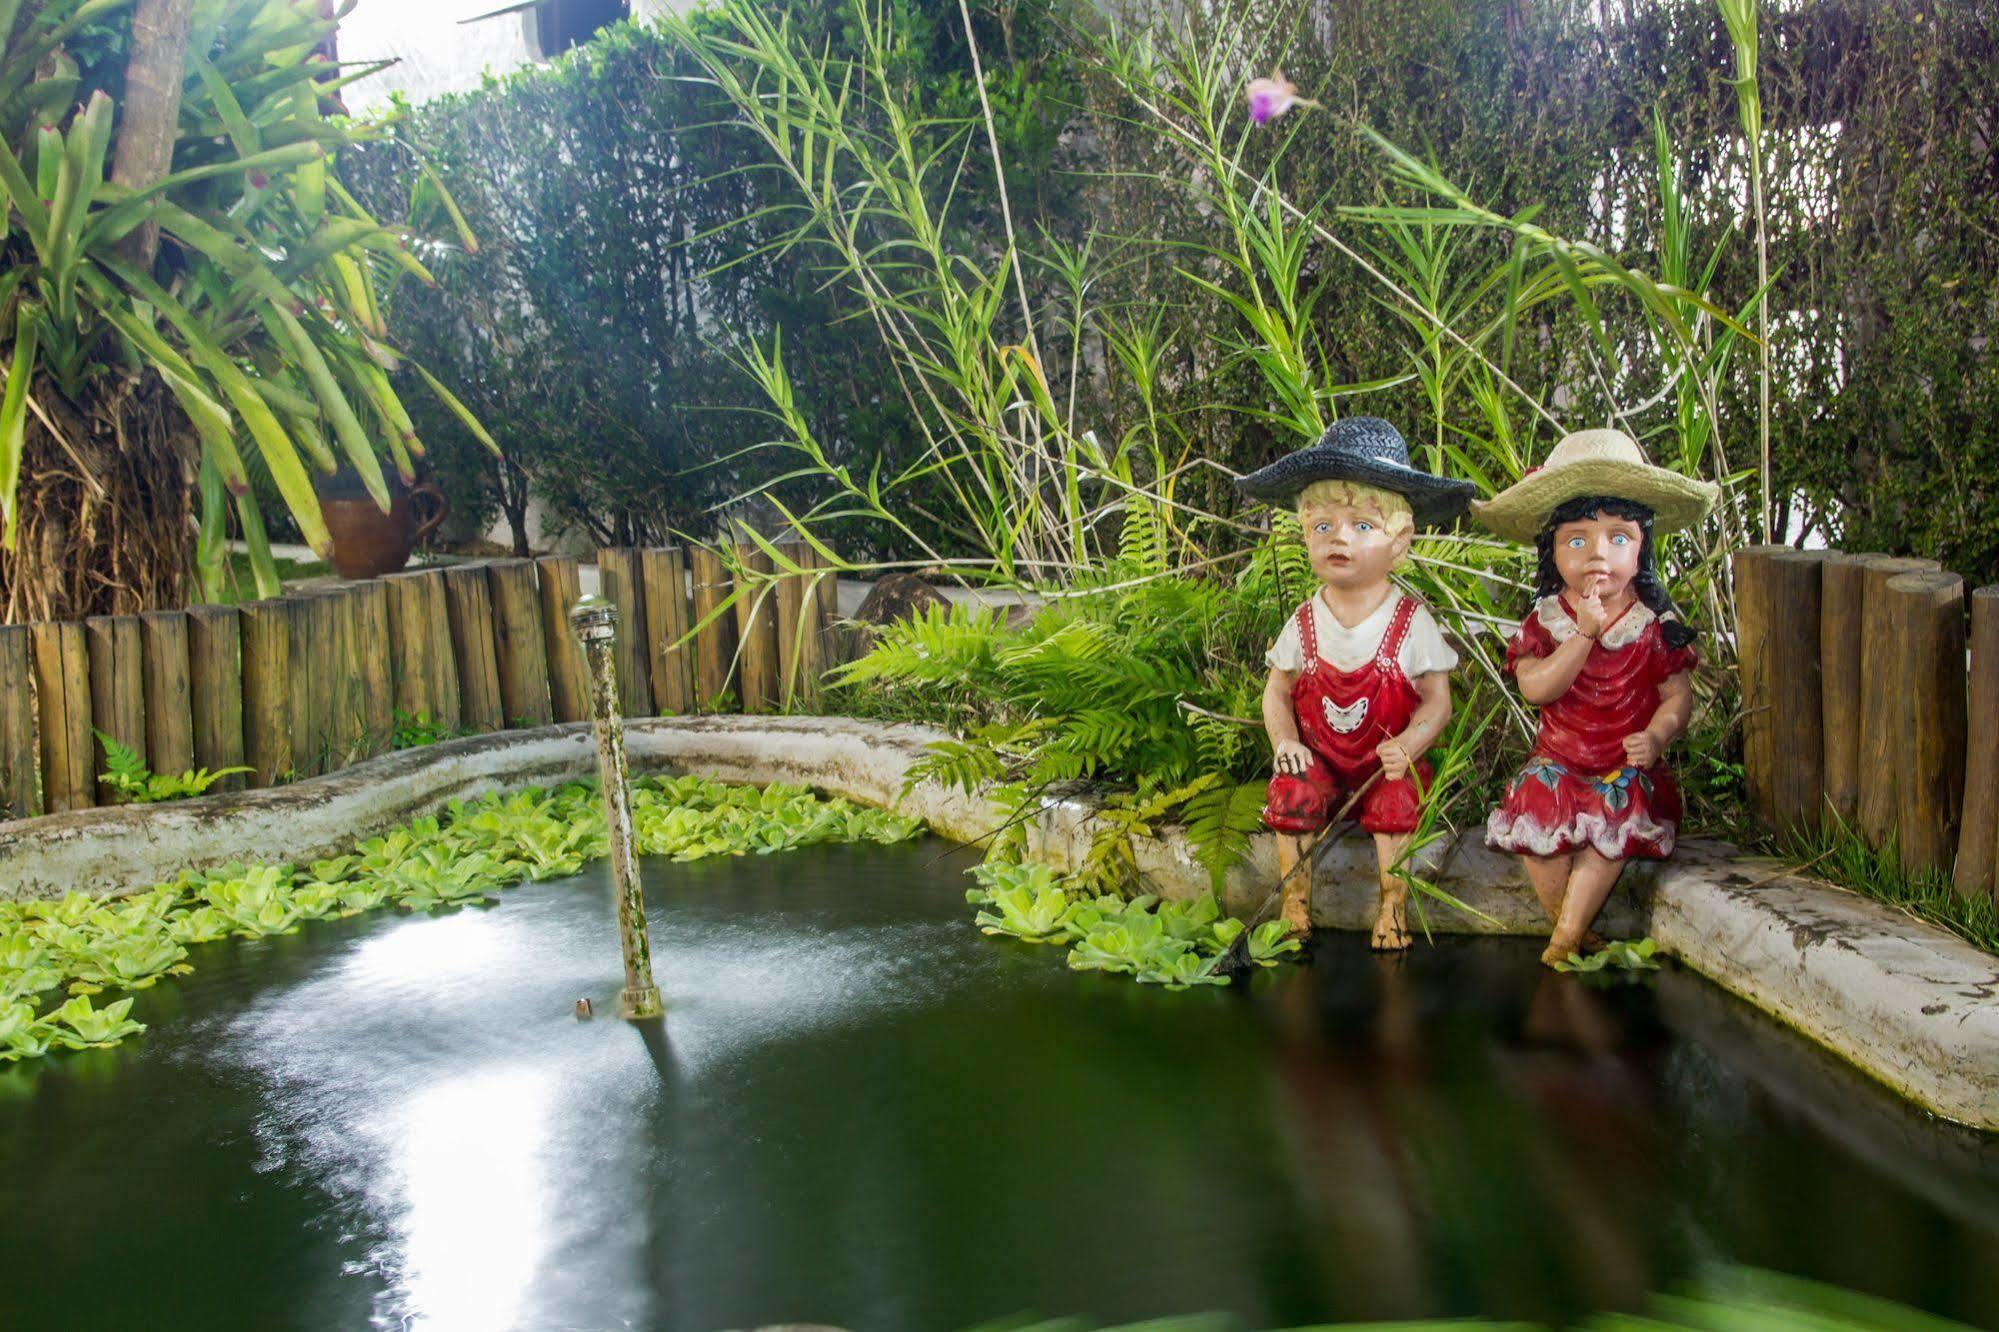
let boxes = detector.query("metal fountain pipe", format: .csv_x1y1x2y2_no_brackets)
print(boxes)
569,594,663,1021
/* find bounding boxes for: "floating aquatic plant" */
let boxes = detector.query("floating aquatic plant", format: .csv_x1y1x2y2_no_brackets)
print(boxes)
0,777,923,1062
969,861,1306,991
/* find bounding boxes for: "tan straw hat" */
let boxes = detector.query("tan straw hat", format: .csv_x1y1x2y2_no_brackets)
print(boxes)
1471,428,1720,544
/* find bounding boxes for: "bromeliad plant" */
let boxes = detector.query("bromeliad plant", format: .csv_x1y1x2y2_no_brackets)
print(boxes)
0,775,922,1061
0,0,496,622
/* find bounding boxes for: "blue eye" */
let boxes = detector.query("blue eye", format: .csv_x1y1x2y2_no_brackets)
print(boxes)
1611,533,1631,546
1314,522,1331,534
1566,537,1585,549
1356,521,1374,533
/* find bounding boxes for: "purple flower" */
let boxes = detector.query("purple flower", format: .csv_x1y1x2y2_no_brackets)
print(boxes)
1247,70,1302,125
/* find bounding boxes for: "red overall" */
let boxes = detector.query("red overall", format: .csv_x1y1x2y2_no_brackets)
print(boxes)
1263,594,1430,836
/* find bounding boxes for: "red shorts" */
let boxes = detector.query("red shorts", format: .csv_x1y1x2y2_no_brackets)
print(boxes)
1263,751,1431,836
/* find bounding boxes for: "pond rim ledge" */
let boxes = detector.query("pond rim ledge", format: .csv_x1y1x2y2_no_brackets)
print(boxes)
2,713,1994,1133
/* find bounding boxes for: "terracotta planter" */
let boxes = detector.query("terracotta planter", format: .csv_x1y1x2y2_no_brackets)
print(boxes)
315,466,448,580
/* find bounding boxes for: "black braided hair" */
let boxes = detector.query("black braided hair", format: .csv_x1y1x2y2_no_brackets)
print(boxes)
1532,495,1696,650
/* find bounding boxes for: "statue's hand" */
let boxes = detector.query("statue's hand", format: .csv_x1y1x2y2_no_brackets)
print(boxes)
1375,737,1411,782
1573,578,1609,639
1273,739,1314,777
1621,729,1663,768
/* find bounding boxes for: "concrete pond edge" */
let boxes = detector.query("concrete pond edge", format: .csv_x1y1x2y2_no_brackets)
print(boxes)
2,714,1993,1131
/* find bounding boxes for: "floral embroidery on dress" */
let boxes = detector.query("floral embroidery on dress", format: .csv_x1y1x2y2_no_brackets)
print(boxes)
1521,756,1567,792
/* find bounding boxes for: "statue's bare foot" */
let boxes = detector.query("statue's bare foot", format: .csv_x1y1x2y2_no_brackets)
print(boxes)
1581,930,1609,953
1370,900,1411,951
1280,894,1313,940
1540,932,1584,968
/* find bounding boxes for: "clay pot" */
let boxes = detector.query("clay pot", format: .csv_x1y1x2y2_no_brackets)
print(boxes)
315,465,448,580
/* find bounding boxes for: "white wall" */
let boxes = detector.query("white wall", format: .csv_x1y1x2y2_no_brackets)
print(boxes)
340,0,681,113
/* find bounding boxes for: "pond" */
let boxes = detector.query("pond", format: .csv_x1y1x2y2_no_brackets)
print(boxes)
2,838,1996,1330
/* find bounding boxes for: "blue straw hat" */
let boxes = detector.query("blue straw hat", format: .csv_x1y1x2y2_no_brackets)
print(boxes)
1234,417,1476,527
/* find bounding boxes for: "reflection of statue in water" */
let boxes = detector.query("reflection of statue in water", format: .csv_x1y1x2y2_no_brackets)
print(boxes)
1261,954,1435,1321
1259,945,1677,1324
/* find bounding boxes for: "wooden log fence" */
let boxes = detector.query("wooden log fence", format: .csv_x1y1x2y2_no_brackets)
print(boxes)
0,544,845,821
1737,547,1996,903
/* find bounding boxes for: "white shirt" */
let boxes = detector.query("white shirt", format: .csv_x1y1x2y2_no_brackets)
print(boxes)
1265,591,1458,679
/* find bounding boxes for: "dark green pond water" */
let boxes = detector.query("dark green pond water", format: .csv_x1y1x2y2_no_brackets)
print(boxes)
2,838,1996,1331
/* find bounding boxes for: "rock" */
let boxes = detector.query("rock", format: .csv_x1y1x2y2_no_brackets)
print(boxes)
845,572,950,659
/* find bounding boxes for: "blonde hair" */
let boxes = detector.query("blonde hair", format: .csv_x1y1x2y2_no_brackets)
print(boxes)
1296,480,1414,538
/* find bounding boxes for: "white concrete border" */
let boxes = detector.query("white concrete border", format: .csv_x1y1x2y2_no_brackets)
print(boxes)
1,715,1993,1130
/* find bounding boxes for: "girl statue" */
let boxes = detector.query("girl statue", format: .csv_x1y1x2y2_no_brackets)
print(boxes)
1473,428,1720,966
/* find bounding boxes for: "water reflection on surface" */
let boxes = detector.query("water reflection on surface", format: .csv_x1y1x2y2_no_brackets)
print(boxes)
0,839,1994,1332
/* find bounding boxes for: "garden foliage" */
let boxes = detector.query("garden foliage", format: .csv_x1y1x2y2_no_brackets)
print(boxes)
964,859,1300,991
0,0,492,619
371,0,1999,582
0,776,920,1062
342,1,1073,556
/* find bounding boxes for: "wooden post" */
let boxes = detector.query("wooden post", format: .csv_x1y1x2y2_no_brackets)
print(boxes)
1887,571,1966,879
640,547,694,714
350,581,394,757
1857,556,1940,847
443,564,505,734
0,625,39,819
1819,553,1869,826
805,544,843,668
287,591,333,777
1955,587,1999,902
416,569,461,733
186,605,245,791
31,621,93,811
596,548,655,719
537,555,589,723
1732,545,1785,827
731,542,779,713
139,610,194,779
488,559,553,728
239,599,294,787
773,540,826,710
688,545,738,711
383,571,436,730
1767,552,1827,833
340,586,373,768
85,615,146,803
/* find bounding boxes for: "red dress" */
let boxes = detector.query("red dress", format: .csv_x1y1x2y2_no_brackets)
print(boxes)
1486,596,1697,860
1263,594,1430,836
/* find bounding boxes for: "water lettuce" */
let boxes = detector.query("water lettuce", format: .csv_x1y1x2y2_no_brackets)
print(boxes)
0,776,925,1062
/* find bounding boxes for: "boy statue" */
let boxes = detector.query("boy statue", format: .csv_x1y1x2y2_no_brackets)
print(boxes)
1236,418,1476,948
